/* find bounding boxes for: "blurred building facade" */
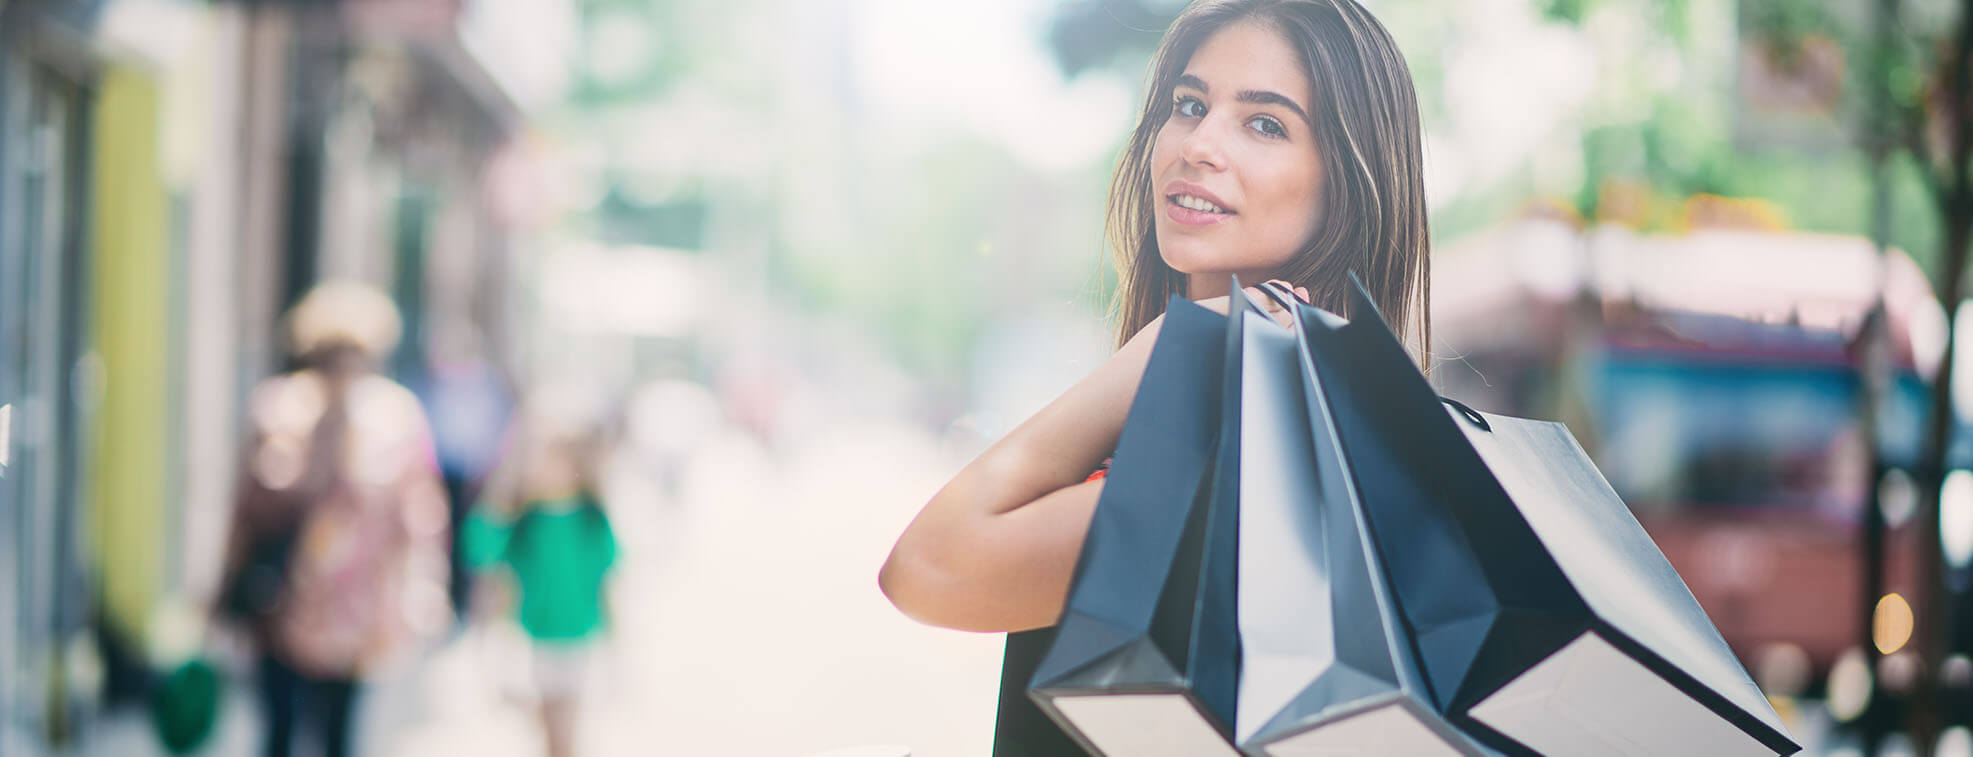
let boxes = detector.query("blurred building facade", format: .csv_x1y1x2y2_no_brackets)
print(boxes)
0,0,529,752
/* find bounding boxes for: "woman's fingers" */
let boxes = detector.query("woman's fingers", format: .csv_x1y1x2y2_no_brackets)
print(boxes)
1260,280,1307,309
1262,279,1309,304
1200,282,1307,328
1245,284,1296,328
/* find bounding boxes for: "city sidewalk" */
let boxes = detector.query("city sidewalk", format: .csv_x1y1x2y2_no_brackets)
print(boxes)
397,421,1007,756
91,420,1006,757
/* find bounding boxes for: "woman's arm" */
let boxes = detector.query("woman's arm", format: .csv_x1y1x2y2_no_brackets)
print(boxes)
878,315,1161,633
879,282,1305,634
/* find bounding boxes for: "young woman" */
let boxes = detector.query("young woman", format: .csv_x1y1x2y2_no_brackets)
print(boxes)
879,0,1429,751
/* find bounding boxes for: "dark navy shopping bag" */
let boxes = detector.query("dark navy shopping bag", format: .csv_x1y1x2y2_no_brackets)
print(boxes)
1294,276,1800,757
1003,292,1243,756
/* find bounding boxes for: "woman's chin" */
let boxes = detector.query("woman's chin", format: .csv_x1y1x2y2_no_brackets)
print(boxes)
1157,240,1217,276
1158,247,1243,278
1156,233,1290,289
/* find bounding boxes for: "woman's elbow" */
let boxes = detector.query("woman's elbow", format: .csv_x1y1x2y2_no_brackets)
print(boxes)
877,550,913,613
881,520,1012,631
882,453,1049,631
879,534,955,627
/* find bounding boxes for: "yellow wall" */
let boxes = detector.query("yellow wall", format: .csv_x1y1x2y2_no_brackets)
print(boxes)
89,64,168,644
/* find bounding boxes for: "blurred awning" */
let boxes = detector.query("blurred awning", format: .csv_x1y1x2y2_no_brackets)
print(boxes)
174,0,526,126
1435,219,1944,375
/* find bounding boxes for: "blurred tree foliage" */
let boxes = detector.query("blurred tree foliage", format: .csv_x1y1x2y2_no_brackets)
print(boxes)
1508,0,1945,263
773,138,1003,376
1537,0,1693,42
1047,0,1189,77
1535,0,1955,272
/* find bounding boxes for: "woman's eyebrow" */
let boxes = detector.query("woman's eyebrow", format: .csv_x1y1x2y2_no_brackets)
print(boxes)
1175,73,1311,125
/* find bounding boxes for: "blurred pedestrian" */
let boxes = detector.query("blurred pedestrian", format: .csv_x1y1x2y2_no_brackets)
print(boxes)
464,415,618,757
416,317,514,616
219,280,451,757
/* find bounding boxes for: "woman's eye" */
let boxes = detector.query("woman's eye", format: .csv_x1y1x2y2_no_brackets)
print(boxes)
1250,116,1287,139
1173,96,1205,119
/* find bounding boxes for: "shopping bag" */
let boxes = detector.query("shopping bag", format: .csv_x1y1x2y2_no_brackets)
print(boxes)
149,658,223,755
1296,276,1800,756
1023,292,1243,756
1231,283,1488,756
994,626,1084,756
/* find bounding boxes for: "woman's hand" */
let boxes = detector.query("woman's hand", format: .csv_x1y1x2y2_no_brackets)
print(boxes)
1192,279,1309,328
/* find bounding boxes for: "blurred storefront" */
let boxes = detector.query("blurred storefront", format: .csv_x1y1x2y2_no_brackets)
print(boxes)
1,5,100,751
0,0,531,752
1433,210,1967,723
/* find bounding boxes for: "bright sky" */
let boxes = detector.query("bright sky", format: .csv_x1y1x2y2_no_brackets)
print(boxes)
848,0,1138,173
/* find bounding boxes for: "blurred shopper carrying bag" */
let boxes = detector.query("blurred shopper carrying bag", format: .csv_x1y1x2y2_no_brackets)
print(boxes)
218,281,450,757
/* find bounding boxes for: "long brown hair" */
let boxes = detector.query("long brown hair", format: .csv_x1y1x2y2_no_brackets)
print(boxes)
1107,0,1431,369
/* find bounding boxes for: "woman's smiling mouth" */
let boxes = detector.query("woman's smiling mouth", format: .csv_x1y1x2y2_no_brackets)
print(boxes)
1171,193,1229,213
1163,179,1236,226
1166,193,1235,226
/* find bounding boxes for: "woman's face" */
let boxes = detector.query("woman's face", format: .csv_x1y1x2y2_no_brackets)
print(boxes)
1150,19,1324,297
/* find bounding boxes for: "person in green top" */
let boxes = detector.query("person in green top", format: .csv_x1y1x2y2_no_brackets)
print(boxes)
464,425,616,757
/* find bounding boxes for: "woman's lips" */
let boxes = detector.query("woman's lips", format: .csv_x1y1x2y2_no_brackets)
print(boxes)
1166,196,1234,227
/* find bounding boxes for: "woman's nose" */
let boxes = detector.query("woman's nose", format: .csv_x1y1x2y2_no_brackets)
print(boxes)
1179,122,1228,171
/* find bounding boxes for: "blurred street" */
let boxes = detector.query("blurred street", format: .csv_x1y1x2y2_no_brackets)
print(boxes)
83,420,1008,757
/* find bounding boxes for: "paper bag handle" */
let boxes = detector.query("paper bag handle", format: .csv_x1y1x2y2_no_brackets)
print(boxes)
1440,397,1491,432
1256,280,1304,314
1260,278,1490,433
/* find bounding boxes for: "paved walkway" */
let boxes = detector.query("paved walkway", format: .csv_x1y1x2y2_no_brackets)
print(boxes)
395,422,1004,757
91,421,1005,757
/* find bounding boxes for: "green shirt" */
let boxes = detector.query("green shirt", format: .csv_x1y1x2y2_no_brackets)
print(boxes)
464,496,617,642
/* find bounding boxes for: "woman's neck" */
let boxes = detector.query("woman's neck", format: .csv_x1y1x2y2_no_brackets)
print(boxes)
1186,271,1276,301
